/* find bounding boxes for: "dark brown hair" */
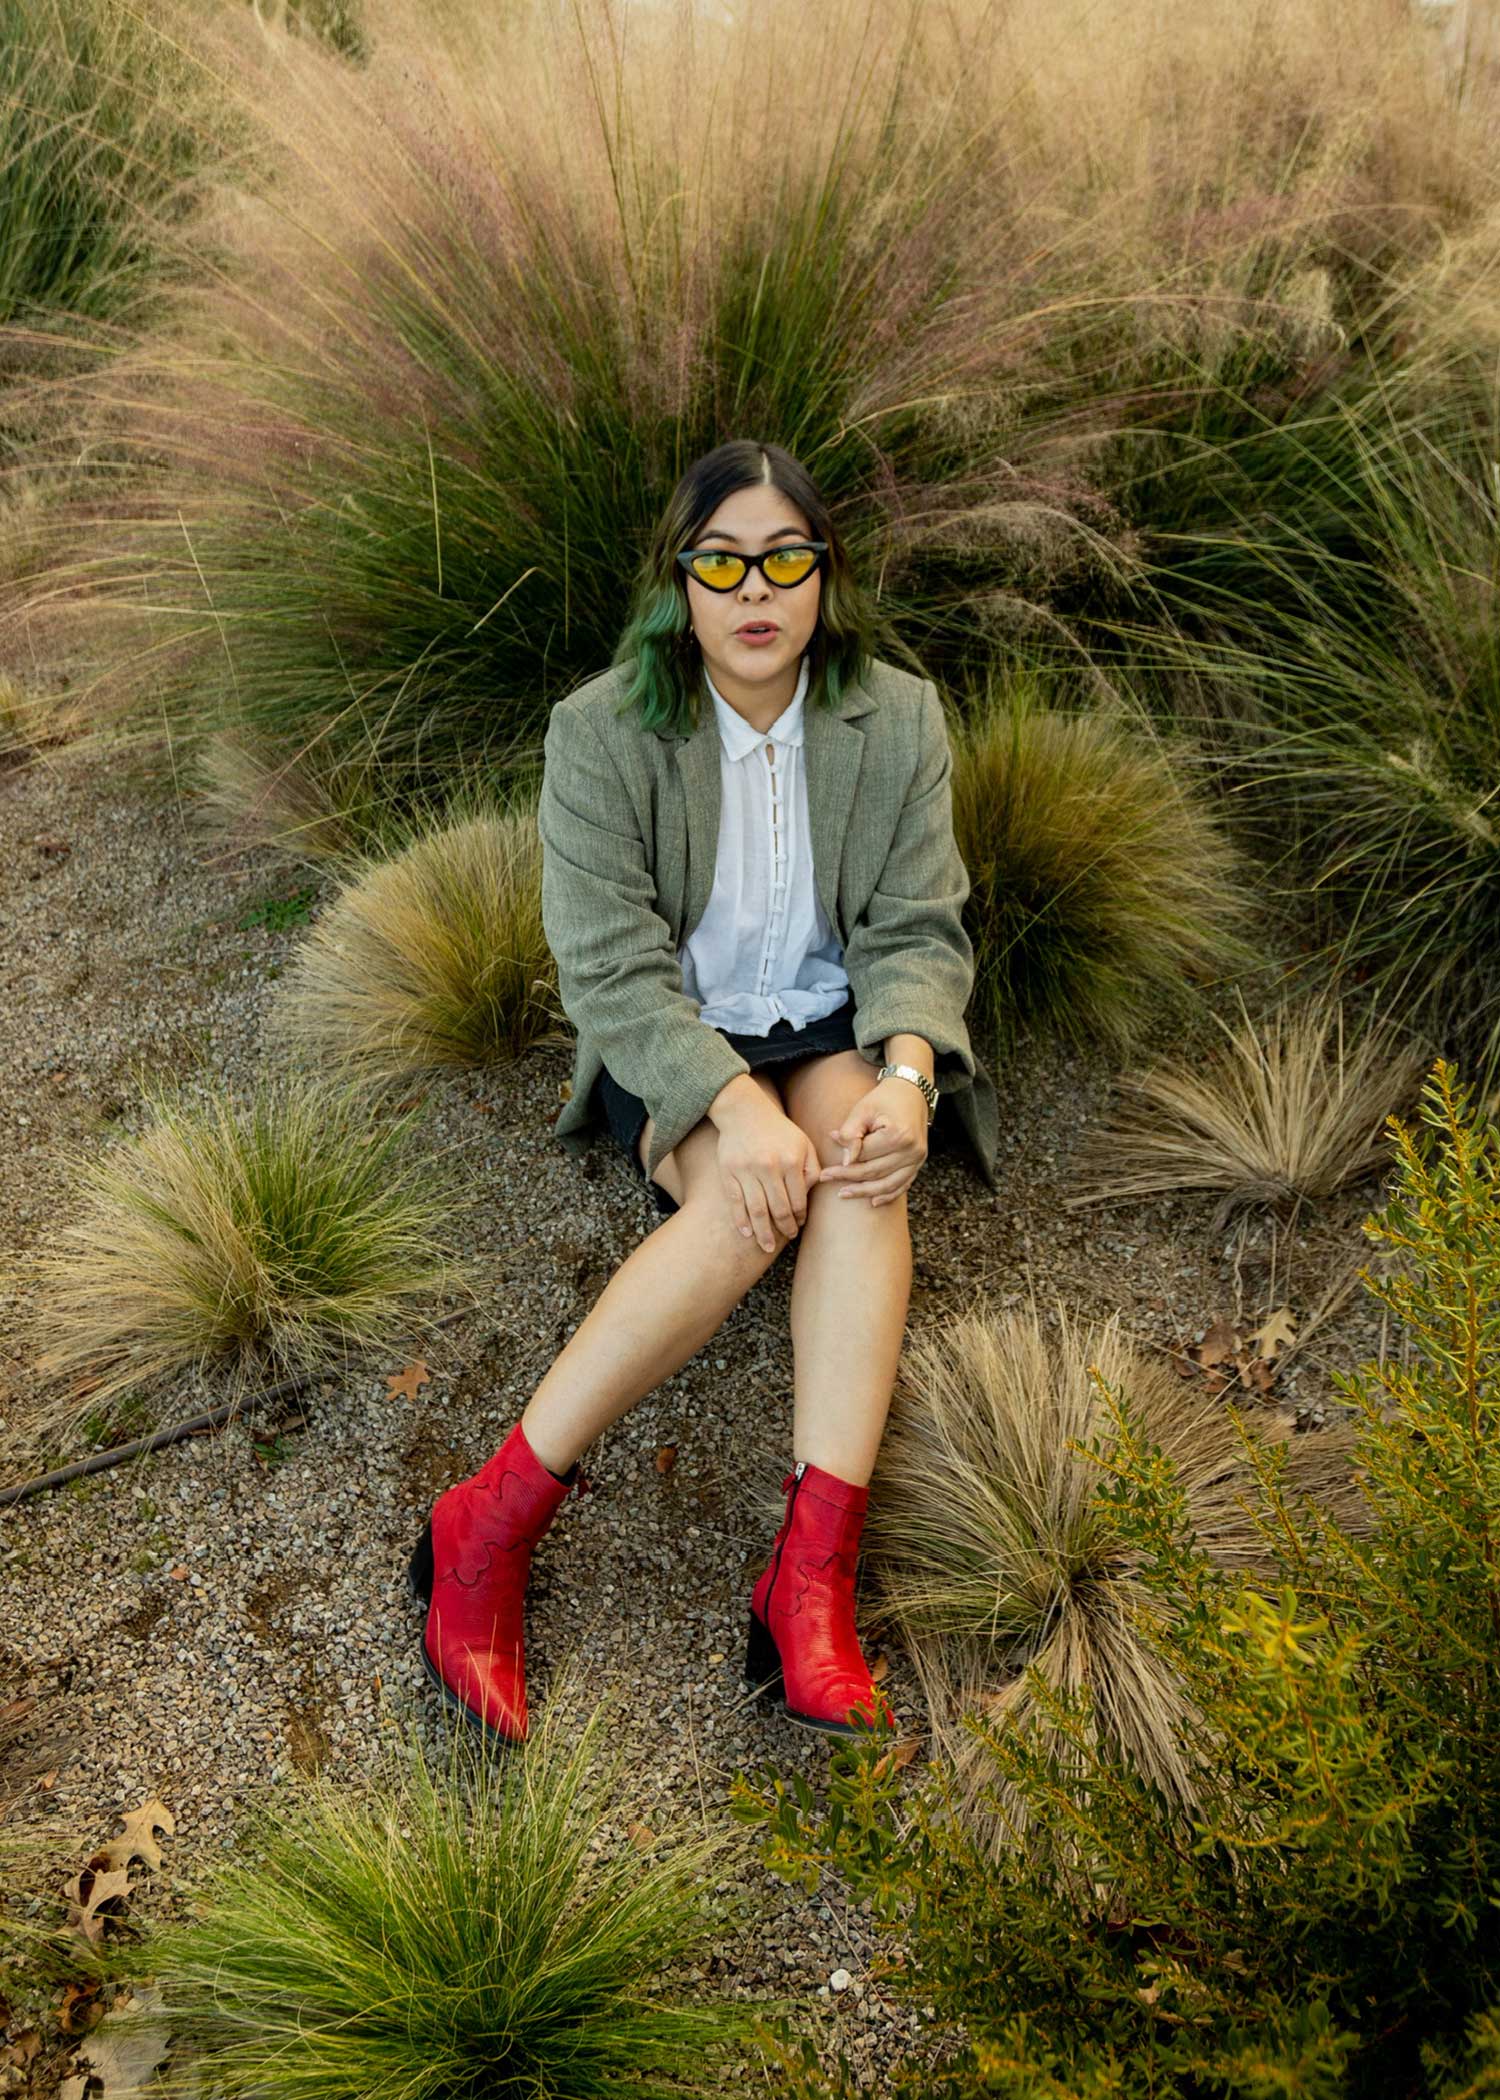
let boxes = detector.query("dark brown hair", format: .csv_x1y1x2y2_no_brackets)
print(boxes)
610,440,878,734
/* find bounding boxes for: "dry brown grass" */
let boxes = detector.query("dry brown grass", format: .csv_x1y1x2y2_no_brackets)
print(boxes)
267,798,565,1087
190,728,375,863
868,1305,1363,1853
1071,993,1428,1223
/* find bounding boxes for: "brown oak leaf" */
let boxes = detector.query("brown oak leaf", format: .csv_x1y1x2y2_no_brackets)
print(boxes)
654,1444,678,1475
65,1864,132,1945
99,1799,174,1874
386,1359,431,1402
1247,1306,1297,1360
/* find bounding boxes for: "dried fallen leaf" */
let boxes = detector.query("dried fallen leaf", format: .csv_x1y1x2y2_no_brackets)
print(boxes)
77,1985,169,2096
654,1445,677,1475
58,2079,90,2100
0,2030,40,2069
1247,1306,1297,1360
98,1800,174,1875
870,1653,890,1685
626,1821,655,1849
65,1864,132,1945
1194,1319,1241,1369
386,1359,431,1402
168,1566,188,1581
58,1982,103,2036
871,1736,923,1781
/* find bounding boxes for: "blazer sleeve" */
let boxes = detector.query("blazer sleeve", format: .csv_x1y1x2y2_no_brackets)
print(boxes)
538,701,753,1142
844,681,978,1084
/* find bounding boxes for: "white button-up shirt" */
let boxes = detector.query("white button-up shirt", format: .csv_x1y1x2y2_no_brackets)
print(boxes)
678,654,851,1036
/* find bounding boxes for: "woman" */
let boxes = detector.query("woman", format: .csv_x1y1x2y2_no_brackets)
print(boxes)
409,440,1000,1746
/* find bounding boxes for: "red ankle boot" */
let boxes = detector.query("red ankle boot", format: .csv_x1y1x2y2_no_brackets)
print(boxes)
407,1419,582,1747
746,1459,895,1735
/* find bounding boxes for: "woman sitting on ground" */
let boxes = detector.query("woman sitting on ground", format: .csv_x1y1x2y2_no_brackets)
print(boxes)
408,436,1000,1742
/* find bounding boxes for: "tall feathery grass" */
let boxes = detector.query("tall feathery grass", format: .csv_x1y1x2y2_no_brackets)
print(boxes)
144,1692,764,2100
26,1070,474,1443
867,1306,1362,1850
1071,991,1427,1221
19,0,1493,818
948,671,1249,1050
0,0,213,339
268,783,565,1085
1250,384,1500,1086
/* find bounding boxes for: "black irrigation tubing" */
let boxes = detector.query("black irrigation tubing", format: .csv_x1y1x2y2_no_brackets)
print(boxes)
0,1307,476,1510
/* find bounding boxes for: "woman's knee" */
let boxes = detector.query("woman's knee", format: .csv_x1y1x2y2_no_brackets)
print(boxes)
649,1084,796,1260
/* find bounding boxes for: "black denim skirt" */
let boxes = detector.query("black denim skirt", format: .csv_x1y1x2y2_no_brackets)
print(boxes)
594,990,861,1218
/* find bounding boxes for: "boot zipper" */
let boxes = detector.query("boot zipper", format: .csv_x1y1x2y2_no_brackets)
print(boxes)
765,1460,806,1618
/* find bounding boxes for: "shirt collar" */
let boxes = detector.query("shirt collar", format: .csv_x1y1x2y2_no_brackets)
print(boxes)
703,653,810,761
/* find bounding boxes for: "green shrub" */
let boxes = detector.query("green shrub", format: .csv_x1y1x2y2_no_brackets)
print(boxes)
27,1070,473,1439
268,786,565,1085
948,672,1249,1050
737,1062,1500,2100
144,1693,763,2100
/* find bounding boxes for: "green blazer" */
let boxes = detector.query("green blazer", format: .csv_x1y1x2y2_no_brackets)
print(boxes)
538,654,1000,1192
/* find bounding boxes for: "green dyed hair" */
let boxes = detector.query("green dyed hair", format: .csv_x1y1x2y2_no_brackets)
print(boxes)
610,439,879,735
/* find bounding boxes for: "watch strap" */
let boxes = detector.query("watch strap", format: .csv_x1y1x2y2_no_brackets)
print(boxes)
877,1063,938,1122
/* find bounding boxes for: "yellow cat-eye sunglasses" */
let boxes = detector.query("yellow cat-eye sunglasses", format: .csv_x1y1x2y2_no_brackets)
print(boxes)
676,542,828,592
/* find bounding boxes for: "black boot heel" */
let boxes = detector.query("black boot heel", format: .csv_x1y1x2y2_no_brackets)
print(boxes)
407,1519,435,1609
744,1610,784,1699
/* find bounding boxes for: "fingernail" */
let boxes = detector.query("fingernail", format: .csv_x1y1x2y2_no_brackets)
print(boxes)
740,1226,751,1237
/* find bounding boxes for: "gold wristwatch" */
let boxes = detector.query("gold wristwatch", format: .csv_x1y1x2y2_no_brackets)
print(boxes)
876,1063,938,1123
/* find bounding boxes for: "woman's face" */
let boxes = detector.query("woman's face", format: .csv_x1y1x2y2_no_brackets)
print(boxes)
682,484,822,697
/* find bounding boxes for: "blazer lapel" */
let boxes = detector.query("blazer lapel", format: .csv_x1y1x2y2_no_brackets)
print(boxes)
663,668,876,943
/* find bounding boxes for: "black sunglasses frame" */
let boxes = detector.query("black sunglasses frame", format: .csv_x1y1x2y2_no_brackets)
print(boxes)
676,541,829,592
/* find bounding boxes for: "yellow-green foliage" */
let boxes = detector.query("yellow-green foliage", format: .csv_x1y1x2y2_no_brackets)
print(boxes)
739,1063,1500,2100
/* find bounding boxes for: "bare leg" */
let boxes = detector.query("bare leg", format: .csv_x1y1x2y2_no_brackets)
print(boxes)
777,1050,913,1487
520,1073,791,1475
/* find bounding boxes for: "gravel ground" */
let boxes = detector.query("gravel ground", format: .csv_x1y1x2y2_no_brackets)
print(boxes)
0,731,1394,2095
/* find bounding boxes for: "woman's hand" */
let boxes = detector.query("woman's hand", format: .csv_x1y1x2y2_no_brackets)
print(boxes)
818,1079,929,1207
713,1092,824,1253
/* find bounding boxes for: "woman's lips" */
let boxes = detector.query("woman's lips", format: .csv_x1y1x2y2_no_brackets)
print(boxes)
735,625,779,646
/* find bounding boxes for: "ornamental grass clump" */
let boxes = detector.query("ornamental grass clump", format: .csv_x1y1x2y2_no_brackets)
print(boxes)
28,1071,472,1440
268,787,564,1087
146,1692,762,2100
947,674,1248,1051
741,1064,1500,2100
0,0,215,338
1072,991,1427,1223
866,1305,1361,1850
27,0,1488,803
1155,368,1500,1089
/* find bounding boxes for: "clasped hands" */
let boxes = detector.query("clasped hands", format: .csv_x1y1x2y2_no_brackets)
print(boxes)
714,1076,929,1253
